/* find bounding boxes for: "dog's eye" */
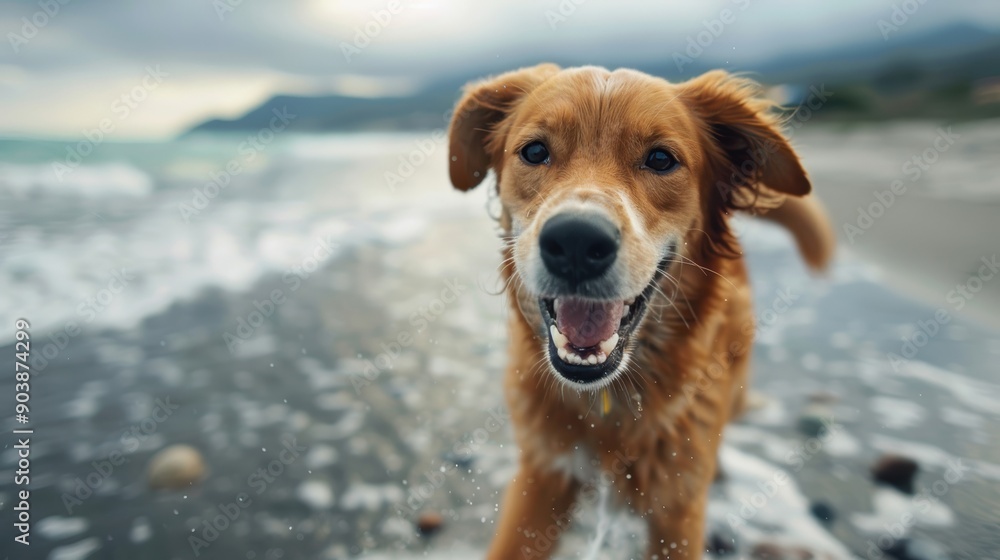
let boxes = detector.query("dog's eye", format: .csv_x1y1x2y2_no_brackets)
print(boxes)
643,148,679,173
520,141,550,165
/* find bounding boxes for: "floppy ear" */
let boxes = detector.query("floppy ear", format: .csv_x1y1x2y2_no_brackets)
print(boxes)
448,63,561,191
680,70,810,198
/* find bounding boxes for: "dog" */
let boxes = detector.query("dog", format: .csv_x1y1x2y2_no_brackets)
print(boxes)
447,64,834,559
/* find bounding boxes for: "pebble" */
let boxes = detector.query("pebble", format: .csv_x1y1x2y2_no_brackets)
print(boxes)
714,464,727,483
798,403,834,438
810,501,836,524
871,454,919,494
705,524,738,555
416,511,445,536
147,445,206,490
442,450,475,469
807,391,839,404
885,537,950,560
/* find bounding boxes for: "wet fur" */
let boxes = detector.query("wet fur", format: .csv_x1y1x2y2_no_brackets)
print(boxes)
448,64,834,559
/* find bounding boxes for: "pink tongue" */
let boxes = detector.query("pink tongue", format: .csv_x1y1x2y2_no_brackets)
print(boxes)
555,298,623,348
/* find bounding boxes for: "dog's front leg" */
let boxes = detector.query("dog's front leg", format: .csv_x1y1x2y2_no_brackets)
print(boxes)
644,498,708,560
486,462,579,560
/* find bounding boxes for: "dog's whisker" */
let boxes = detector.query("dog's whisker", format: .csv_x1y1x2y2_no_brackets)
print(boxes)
655,265,700,329
668,260,695,309
646,275,692,331
672,250,739,292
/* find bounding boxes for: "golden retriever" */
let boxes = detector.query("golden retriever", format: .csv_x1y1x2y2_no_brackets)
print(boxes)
447,63,834,559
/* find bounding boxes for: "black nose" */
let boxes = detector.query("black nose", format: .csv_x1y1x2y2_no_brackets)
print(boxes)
539,213,620,283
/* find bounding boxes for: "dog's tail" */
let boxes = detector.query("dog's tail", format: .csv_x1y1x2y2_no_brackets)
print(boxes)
757,195,836,272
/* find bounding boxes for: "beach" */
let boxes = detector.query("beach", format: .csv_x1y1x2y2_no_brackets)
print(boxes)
0,121,998,559
794,120,1000,330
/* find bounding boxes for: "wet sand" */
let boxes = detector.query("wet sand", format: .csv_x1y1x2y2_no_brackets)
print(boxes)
1,123,999,559
795,120,1000,330
4,211,999,559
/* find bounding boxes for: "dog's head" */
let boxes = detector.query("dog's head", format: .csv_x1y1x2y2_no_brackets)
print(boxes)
448,64,810,390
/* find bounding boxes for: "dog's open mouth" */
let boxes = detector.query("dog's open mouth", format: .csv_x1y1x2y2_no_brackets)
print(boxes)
539,294,645,384
538,266,666,385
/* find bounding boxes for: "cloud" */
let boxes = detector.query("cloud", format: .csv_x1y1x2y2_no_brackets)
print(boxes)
0,0,998,138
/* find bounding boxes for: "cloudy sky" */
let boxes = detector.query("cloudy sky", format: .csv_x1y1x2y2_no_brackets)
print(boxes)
2,0,999,139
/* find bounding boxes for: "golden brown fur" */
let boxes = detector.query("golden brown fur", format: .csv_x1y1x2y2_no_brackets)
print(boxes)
447,64,834,559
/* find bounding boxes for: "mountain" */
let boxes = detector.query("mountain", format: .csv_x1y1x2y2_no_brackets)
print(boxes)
185,80,464,135
748,22,1000,85
184,24,1000,136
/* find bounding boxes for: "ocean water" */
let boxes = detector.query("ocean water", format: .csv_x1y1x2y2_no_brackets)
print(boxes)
0,126,998,559
0,133,465,346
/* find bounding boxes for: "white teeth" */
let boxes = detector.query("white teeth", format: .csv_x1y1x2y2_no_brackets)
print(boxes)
551,324,620,367
625,297,635,305
623,304,630,316
599,333,619,355
549,324,569,348
564,351,589,365
551,324,583,365
557,350,608,366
